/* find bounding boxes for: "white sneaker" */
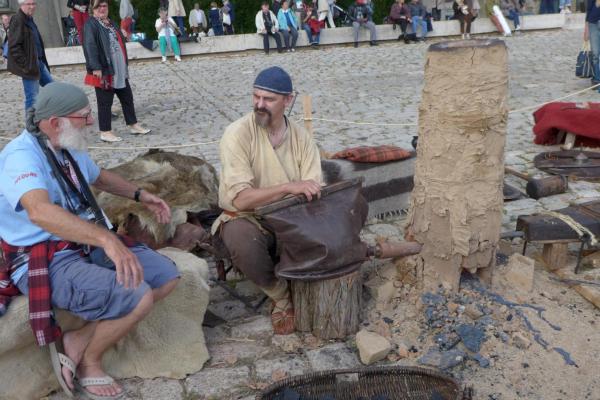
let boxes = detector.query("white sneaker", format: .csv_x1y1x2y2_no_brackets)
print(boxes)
175,55,182,62
161,56,167,63
515,25,521,31
461,33,465,39
466,33,471,39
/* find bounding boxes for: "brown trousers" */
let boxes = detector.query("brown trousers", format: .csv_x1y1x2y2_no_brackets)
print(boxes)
220,218,278,289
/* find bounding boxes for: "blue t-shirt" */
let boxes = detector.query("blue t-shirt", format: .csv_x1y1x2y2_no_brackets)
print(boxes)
0,131,101,282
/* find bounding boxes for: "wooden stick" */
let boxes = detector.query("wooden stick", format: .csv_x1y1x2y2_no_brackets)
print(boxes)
303,95,313,138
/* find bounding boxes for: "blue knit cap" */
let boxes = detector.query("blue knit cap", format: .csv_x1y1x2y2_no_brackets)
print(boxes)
253,66,293,95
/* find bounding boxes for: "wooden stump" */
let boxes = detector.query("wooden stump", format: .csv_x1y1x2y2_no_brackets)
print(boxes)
542,243,569,271
291,271,362,339
407,39,509,292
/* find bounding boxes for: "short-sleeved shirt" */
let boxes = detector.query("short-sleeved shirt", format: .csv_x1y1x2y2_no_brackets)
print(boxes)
0,130,101,243
0,131,102,283
211,112,322,234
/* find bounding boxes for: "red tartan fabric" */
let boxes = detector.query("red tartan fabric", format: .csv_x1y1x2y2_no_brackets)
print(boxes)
533,102,600,147
0,235,136,346
0,240,77,346
331,145,413,163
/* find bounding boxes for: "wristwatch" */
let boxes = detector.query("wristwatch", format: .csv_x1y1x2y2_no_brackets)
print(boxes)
134,188,143,202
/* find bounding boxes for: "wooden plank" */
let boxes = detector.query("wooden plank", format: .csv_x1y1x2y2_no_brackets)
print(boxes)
303,95,313,138
542,243,569,271
547,267,600,310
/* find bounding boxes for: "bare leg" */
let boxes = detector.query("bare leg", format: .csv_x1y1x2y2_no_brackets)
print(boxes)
152,279,179,303
61,322,98,390
77,291,154,397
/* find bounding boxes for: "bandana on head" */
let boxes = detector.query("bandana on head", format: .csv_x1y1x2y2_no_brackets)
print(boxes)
26,82,89,134
253,66,294,95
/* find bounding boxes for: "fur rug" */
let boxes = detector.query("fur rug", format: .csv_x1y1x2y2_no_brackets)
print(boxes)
95,150,219,246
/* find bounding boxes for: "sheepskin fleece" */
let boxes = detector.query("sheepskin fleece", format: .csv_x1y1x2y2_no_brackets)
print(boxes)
0,248,210,400
95,150,219,243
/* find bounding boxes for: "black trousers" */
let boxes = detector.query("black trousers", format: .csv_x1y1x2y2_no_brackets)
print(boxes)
261,31,282,54
95,79,137,132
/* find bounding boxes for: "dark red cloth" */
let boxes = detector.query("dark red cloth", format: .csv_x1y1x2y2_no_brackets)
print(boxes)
533,102,600,147
72,9,89,43
1,240,78,346
0,235,136,346
331,145,413,163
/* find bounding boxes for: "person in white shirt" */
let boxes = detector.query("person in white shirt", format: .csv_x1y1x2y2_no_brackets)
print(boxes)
222,5,234,34
255,2,283,54
155,8,182,63
188,3,207,36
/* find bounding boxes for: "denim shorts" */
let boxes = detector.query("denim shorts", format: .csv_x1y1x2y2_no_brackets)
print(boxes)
15,245,180,321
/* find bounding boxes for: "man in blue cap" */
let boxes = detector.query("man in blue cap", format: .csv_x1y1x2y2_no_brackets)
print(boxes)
212,66,322,335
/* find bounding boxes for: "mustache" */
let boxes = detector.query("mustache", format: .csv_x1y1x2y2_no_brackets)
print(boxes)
254,106,271,117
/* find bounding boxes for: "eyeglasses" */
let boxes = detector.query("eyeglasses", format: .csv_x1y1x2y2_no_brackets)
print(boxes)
96,4,108,8
66,111,93,121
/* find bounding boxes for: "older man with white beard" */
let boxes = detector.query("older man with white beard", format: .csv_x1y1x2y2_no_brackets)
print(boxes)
0,82,180,400
212,66,322,335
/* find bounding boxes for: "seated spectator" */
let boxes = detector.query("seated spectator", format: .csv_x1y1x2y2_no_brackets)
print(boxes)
256,2,283,54
189,3,208,36
485,0,507,34
389,0,412,43
348,0,378,47
501,0,521,30
120,0,135,41
409,0,428,41
209,2,224,36
453,0,474,39
307,10,323,46
222,4,234,34
278,0,299,51
156,8,182,62
559,0,572,13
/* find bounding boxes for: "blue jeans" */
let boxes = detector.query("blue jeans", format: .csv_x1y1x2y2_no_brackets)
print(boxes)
412,16,428,38
174,16,186,36
539,0,557,13
507,9,520,28
589,22,600,84
22,60,53,111
303,23,320,44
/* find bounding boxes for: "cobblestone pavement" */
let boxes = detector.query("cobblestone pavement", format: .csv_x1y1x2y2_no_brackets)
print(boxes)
5,27,599,399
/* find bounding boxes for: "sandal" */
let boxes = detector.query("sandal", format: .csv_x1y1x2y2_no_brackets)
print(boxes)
49,342,75,398
271,298,295,335
100,132,123,143
75,375,124,400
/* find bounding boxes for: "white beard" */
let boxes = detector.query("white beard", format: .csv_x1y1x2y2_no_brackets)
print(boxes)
57,119,90,152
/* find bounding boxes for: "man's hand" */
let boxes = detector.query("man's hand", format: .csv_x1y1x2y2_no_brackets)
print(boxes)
140,190,171,224
93,70,102,78
285,180,322,201
102,235,144,289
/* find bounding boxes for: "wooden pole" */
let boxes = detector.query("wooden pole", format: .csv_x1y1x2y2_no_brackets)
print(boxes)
406,40,509,292
303,95,313,138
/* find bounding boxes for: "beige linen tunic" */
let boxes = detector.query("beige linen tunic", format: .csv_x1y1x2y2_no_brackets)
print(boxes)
212,112,322,234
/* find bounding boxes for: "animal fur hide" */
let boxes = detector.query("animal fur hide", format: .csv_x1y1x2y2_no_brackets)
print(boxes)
95,150,219,246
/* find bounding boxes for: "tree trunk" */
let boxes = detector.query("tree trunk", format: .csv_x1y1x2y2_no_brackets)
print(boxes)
291,271,362,339
407,39,509,292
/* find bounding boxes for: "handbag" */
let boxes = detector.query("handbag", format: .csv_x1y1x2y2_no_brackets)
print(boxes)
576,41,593,79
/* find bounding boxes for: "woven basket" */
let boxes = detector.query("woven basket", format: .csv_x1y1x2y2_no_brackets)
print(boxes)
257,366,472,400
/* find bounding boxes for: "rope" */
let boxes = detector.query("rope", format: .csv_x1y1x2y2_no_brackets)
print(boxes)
2,82,599,149
541,210,598,246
